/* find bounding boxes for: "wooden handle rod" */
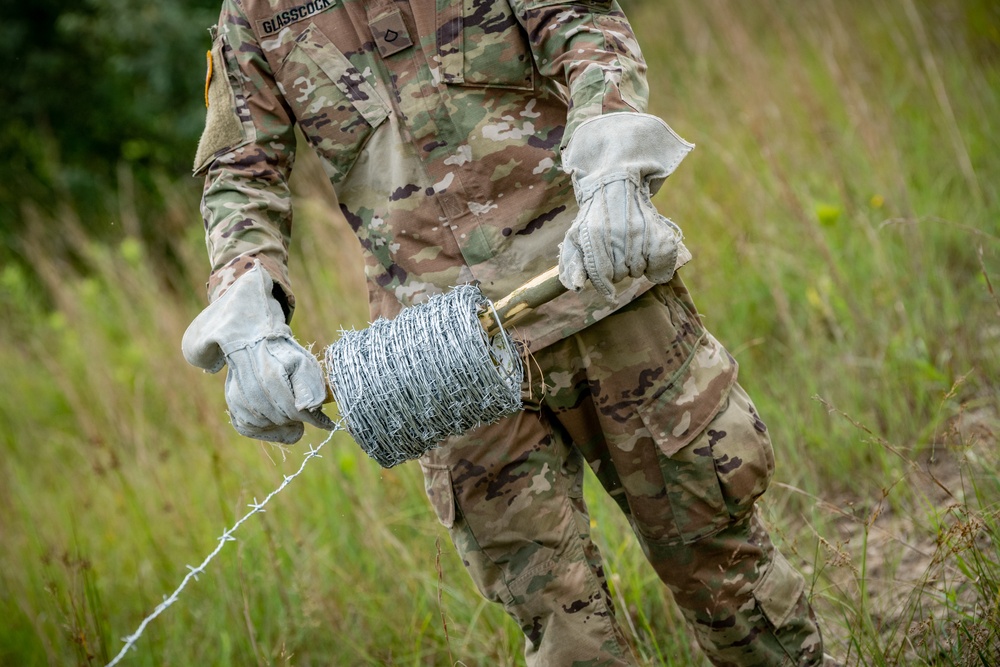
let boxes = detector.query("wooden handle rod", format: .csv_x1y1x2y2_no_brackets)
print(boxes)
479,266,566,339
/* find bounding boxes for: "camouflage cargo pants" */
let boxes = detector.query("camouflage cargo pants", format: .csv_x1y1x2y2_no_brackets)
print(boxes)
420,279,826,666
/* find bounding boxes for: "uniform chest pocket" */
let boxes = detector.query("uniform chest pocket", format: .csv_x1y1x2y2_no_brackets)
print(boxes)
278,23,390,184
437,0,534,90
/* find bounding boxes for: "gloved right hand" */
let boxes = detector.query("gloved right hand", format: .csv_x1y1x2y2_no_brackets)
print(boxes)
182,263,334,444
558,113,694,303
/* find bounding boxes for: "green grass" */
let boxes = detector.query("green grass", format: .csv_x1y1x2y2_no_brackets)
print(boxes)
2,1,999,665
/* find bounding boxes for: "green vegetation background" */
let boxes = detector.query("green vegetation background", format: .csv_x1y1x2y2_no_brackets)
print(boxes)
2,1,1000,665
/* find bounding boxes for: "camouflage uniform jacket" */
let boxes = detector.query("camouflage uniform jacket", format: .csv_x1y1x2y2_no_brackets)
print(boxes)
196,0,669,352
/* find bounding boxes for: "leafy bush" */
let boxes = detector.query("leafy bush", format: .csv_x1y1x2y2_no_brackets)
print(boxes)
0,0,220,255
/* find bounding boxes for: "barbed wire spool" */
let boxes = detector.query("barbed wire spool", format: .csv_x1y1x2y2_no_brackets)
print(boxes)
324,284,525,468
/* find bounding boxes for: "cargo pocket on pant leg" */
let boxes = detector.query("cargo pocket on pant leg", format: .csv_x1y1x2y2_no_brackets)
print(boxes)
419,461,516,607
637,381,774,544
646,419,731,544
633,331,737,544
712,383,775,521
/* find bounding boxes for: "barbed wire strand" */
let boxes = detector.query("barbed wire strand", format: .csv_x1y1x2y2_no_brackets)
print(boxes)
105,428,338,667
107,284,524,664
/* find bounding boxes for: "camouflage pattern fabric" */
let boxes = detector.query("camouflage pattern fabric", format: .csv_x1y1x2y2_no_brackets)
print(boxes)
421,280,827,665
196,0,660,352
194,1,831,663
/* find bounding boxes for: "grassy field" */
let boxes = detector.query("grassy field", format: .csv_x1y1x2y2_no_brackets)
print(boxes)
2,1,999,665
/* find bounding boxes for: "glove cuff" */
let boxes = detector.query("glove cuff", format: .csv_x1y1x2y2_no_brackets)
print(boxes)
181,262,290,373
562,113,694,195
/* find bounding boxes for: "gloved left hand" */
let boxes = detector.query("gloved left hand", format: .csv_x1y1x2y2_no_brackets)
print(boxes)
182,262,335,444
558,112,694,302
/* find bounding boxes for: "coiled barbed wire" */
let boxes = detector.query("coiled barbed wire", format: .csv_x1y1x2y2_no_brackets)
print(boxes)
325,284,524,468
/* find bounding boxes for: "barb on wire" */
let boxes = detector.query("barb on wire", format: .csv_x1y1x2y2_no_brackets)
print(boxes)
105,428,338,667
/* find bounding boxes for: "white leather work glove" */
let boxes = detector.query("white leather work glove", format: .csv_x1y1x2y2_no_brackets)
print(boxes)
182,263,334,444
558,112,695,302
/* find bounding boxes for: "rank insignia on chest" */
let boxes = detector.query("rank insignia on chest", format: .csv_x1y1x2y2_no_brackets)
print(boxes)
369,8,413,58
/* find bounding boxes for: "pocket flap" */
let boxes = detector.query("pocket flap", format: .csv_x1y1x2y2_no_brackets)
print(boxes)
753,551,806,629
420,464,456,529
294,23,390,128
636,332,737,458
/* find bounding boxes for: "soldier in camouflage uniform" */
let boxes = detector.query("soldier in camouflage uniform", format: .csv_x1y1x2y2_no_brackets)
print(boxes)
182,0,835,664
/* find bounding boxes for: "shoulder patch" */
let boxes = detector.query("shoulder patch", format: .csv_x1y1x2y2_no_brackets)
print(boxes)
256,0,337,37
193,37,248,175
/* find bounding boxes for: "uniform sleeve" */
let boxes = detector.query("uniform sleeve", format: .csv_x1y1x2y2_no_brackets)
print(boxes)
509,0,650,148
193,0,299,314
